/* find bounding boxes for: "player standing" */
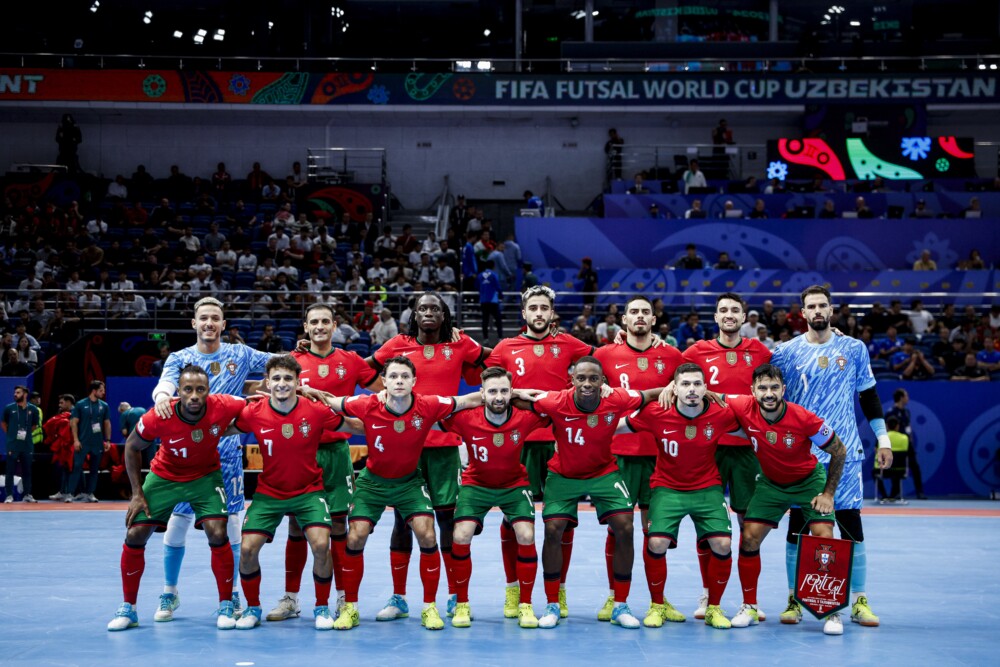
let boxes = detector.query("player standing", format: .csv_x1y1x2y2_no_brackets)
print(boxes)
321,356,483,631
594,295,684,623
232,355,349,630
771,286,891,631
107,365,245,631
724,364,848,635
620,363,741,629
150,297,272,621
485,285,593,617
681,292,771,619
266,303,380,622
439,367,549,628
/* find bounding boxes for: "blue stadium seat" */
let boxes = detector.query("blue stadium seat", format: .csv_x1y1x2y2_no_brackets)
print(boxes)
347,343,370,355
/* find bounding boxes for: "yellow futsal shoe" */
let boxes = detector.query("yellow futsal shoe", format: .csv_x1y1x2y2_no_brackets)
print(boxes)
851,596,880,627
451,602,472,628
558,587,569,618
504,585,520,619
421,603,445,630
518,603,539,629
704,605,731,629
779,595,802,624
332,602,360,630
597,594,615,621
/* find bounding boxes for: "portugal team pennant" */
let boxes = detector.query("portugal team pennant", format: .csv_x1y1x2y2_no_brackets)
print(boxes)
794,533,855,619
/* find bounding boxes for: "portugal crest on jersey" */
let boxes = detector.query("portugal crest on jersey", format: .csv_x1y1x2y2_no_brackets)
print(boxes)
493,433,504,447
191,429,204,443
411,415,424,430
510,430,521,444
442,345,453,360
704,423,715,439
318,364,330,378
209,424,220,436
784,432,795,448
637,357,649,372
654,358,665,374
744,351,753,366
282,423,294,438
394,420,406,433
551,345,561,358
299,420,311,437
226,360,238,376
587,414,599,428
766,431,777,445
685,425,697,440
604,413,615,425
836,356,847,371
726,351,738,366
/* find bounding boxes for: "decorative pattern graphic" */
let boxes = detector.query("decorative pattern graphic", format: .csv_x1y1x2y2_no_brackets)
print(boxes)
900,137,931,161
228,73,252,96
846,138,923,180
179,71,223,103
404,73,452,101
142,74,167,98
310,73,374,104
777,138,847,180
453,77,476,100
252,72,309,104
935,157,950,172
938,136,975,158
367,85,390,104
767,161,789,180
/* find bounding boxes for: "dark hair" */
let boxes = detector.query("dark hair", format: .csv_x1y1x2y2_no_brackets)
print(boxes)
89,380,105,391
673,362,705,381
406,292,453,340
265,354,302,377
625,295,653,312
574,355,603,372
886,415,900,430
178,364,209,381
715,292,744,309
304,302,335,321
481,366,513,384
800,285,831,306
752,363,784,385
14,385,28,394
59,393,76,404
382,355,416,377
893,388,907,402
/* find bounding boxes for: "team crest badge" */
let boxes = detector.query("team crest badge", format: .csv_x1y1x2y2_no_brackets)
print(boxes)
551,345,561,358
299,420,311,437
423,346,435,359
510,430,521,444
533,344,545,357
411,415,424,430
744,351,753,366
394,420,406,433
766,431,777,444
784,432,795,448
704,423,715,439
493,433,505,447
336,364,347,379
637,357,649,371
587,414,599,428
818,355,829,369
836,356,847,371
815,543,836,572
226,360,237,376
318,364,330,378
726,351,738,366
209,361,221,375
685,425,697,440
442,346,453,360
191,429,203,443
282,423,294,438
604,413,615,425
654,359,665,375
209,424,220,436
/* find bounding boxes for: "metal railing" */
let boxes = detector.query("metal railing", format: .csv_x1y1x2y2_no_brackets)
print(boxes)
614,143,766,183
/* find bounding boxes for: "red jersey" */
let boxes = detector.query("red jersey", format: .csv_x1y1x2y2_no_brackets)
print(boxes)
533,387,645,479
682,337,771,446
626,400,739,491
236,398,343,499
137,395,245,483
594,341,683,456
441,407,548,488
374,333,484,448
727,395,834,486
341,393,456,479
486,333,594,441
292,347,377,442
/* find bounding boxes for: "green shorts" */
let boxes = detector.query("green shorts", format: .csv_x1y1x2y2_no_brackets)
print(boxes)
616,455,655,509
745,463,835,529
418,447,461,510
542,471,634,527
243,491,332,541
132,471,228,531
715,445,762,514
454,484,535,532
350,468,434,527
521,441,556,499
318,440,354,517
647,485,732,545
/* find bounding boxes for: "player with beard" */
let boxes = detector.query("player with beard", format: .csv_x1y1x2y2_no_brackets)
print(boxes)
266,303,381,622
485,285,594,618
681,292,771,620
369,292,489,621
771,286,892,634
594,296,684,623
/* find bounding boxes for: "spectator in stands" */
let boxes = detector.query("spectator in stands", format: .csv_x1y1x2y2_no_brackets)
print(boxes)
371,308,398,346
977,334,1000,372
876,325,903,360
232,246,256,274
647,203,666,219
906,299,935,339
887,300,913,334
764,178,784,195
55,114,82,173
570,316,598,346
771,309,794,340
188,254,213,280
595,312,621,345
818,199,837,219
125,201,148,227
210,162,231,199
675,244,705,269
432,257,456,289
331,314,360,346
911,198,934,218
1,348,32,376
261,178,281,202
288,161,307,190
740,310,761,339
256,324,285,353
64,271,88,296
16,336,37,368
368,276,389,307
869,177,888,193
720,200,742,218
149,198,175,228
749,199,768,219
364,256,387,283
863,302,891,334
246,162,270,193
201,223,226,255
605,128,625,181
656,322,679,348
677,313,705,346
682,159,707,194
714,251,738,269
990,304,1000,330
958,249,986,270
963,196,982,218
854,196,874,219
627,173,650,195
684,200,707,219
712,118,734,145
353,300,378,332
891,338,934,379
912,249,937,271
577,257,599,306
952,352,989,381
267,226,292,255
212,240,236,272
107,175,128,200
276,256,300,284
756,324,775,351
786,302,808,335
274,203,295,227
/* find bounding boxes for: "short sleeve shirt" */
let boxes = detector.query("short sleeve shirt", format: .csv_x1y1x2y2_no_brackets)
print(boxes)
441,407,548,488
292,348,377,442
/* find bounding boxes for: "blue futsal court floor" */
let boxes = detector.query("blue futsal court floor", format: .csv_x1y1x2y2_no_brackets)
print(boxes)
2,501,996,667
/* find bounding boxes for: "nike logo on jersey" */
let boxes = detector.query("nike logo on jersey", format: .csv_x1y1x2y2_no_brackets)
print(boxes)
615,363,629,369
706,356,720,362
401,351,416,356
261,428,274,433
852,495,863,503
747,428,760,433
168,437,185,444
372,425,387,430
662,430,677,435
511,349,525,356
565,417,582,421
472,436,486,441
796,364,807,370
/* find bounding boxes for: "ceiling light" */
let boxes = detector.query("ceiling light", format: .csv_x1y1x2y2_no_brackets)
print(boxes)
214,29,225,41
476,60,492,71
483,28,491,37
143,10,152,25
173,30,183,38
849,20,860,26
89,1,100,13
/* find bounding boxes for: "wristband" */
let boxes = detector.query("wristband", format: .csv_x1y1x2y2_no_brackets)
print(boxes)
876,434,892,450
869,417,887,438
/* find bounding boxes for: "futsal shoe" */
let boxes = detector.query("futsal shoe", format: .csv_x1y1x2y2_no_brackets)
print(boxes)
446,594,458,617
851,597,880,627
421,603,445,630
693,592,709,619
597,594,615,621
3,497,11,504
451,602,472,628
48,492,67,501
333,602,360,630
23,494,36,503
610,603,640,629
503,585,520,618
266,594,301,621
538,603,561,629
216,600,237,630
153,593,180,622
704,605,732,629
375,594,409,621
779,595,802,624
558,587,569,618
517,603,538,629
823,612,844,635
235,606,262,630
314,606,334,630
730,604,759,628
757,607,767,621
107,603,139,631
